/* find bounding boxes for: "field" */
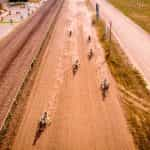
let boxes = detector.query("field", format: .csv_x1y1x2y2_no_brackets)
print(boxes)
109,0,150,33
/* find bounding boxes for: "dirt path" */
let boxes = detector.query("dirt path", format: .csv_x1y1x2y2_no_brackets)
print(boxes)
12,0,135,149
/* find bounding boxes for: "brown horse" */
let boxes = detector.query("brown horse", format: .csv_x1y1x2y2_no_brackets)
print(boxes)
101,79,110,99
69,30,72,37
88,49,93,60
72,60,79,75
32,112,48,145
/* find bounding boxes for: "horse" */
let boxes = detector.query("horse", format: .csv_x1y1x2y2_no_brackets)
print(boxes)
69,30,72,37
32,112,48,145
72,60,79,75
101,79,110,99
88,49,93,60
88,35,91,43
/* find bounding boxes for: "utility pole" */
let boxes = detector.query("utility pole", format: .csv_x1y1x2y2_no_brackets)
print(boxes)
109,21,112,44
96,3,100,20
108,21,112,58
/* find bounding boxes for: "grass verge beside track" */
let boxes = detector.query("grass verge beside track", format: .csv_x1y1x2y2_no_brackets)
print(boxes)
93,17,150,150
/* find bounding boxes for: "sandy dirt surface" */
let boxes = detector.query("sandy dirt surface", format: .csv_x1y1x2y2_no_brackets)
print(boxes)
0,0,63,129
12,0,136,149
91,0,150,87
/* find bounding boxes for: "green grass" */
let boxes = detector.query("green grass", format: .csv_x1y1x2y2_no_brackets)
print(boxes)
109,0,150,33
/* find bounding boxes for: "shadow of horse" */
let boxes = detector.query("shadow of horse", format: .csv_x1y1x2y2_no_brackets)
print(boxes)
32,122,51,145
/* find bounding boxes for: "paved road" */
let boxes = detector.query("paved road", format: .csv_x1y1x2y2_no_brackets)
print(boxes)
0,0,64,129
91,0,150,86
12,0,135,149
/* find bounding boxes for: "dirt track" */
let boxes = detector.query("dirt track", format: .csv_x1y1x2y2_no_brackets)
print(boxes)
0,0,64,129
12,0,136,149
